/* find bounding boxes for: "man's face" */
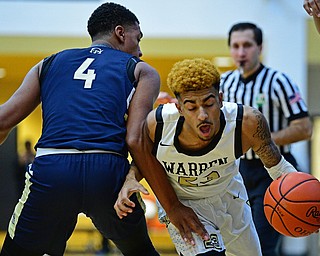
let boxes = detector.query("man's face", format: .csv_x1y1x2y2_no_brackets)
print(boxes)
176,87,223,142
229,29,262,76
122,22,143,58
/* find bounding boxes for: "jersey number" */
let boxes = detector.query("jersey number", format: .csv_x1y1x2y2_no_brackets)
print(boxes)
178,171,220,186
73,58,96,89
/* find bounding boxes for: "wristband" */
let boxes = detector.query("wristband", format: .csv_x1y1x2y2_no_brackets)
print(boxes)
265,156,297,180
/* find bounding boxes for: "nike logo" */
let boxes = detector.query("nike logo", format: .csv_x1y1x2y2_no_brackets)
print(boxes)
160,142,171,146
233,191,240,200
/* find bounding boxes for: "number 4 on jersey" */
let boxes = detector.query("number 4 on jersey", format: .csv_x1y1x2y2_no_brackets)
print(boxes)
73,58,96,89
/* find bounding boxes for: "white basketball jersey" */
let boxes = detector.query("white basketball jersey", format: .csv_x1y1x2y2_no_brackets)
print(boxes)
153,102,244,200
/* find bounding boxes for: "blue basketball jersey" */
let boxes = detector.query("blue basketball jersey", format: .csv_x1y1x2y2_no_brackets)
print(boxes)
36,45,139,156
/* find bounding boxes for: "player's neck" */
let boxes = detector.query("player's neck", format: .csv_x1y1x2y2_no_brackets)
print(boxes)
91,40,115,49
178,130,214,151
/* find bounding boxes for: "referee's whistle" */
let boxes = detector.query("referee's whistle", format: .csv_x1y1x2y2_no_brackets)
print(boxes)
239,61,245,75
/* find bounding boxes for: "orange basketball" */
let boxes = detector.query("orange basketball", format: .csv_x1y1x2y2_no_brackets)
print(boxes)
263,172,320,237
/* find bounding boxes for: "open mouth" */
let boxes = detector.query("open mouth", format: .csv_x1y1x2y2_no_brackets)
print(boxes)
199,124,211,136
239,60,246,67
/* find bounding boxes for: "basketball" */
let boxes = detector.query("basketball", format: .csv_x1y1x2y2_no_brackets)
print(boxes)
263,172,320,237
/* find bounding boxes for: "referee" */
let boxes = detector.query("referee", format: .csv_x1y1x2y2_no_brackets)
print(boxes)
220,22,313,256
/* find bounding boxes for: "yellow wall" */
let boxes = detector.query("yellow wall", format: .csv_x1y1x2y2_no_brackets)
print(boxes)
0,20,319,151
307,19,320,65
0,55,44,153
311,117,320,180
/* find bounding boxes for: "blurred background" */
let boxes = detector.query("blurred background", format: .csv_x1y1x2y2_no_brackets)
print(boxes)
0,0,319,255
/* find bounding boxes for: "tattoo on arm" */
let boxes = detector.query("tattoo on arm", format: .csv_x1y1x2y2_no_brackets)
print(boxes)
252,109,269,140
252,109,280,167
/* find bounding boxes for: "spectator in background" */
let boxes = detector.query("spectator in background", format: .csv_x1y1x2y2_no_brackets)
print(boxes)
220,22,313,256
303,0,320,34
96,237,111,255
16,140,35,196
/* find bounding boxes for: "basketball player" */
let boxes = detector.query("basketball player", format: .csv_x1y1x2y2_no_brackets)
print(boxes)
220,22,313,255
115,58,300,256
0,3,207,255
303,0,320,34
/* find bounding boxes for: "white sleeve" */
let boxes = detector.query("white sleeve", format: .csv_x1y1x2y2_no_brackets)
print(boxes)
265,156,297,180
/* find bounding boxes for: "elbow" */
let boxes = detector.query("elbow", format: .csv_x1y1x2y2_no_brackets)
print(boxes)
298,117,313,141
126,124,153,158
0,116,11,138
305,125,313,140
126,133,142,153
304,118,313,140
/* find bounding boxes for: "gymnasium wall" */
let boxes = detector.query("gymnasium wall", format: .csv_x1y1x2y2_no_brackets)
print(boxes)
0,0,317,173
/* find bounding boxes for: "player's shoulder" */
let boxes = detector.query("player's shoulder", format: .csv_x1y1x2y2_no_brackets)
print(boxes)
242,105,266,127
134,61,160,85
136,60,158,74
152,103,179,123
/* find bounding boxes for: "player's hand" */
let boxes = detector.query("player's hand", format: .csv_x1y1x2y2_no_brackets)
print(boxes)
303,0,320,17
166,202,209,246
114,174,149,219
156,91,178,104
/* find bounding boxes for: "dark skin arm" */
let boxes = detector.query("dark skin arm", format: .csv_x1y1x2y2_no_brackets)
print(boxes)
125,63,208,245
0,62,42,144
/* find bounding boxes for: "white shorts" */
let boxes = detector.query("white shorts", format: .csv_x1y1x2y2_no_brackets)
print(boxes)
167,223,225,255
158,181,262,256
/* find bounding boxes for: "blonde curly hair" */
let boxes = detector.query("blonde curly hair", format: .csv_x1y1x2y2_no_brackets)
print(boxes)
167,58,220,97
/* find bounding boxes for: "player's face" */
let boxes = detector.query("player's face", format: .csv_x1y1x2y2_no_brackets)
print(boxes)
177,87,223,142
122,22,143,58
229,29,262,77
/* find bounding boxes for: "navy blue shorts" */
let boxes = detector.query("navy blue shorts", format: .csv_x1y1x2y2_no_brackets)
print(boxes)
4,153,157,256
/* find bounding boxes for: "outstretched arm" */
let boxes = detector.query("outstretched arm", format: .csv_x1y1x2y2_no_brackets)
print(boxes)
241,106,297,179
0,62,41,144
126,72,209,244
114,164,149,217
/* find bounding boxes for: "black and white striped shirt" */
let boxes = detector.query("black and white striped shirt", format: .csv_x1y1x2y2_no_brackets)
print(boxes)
220,64,309,160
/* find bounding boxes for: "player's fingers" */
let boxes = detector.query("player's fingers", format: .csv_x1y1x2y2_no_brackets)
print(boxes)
114,204,127,219
176,218,208,246
303,0,313,15
175,223,195,246
168,204,209,245
114,195,135,212
183,229,195,246
114,183,149,219
114,200,134,218
314,0,320,16
309,0,320,16
136,183,149,195
189,215,209,241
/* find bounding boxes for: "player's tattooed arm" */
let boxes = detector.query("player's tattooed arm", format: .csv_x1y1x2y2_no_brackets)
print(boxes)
242,106,281,168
